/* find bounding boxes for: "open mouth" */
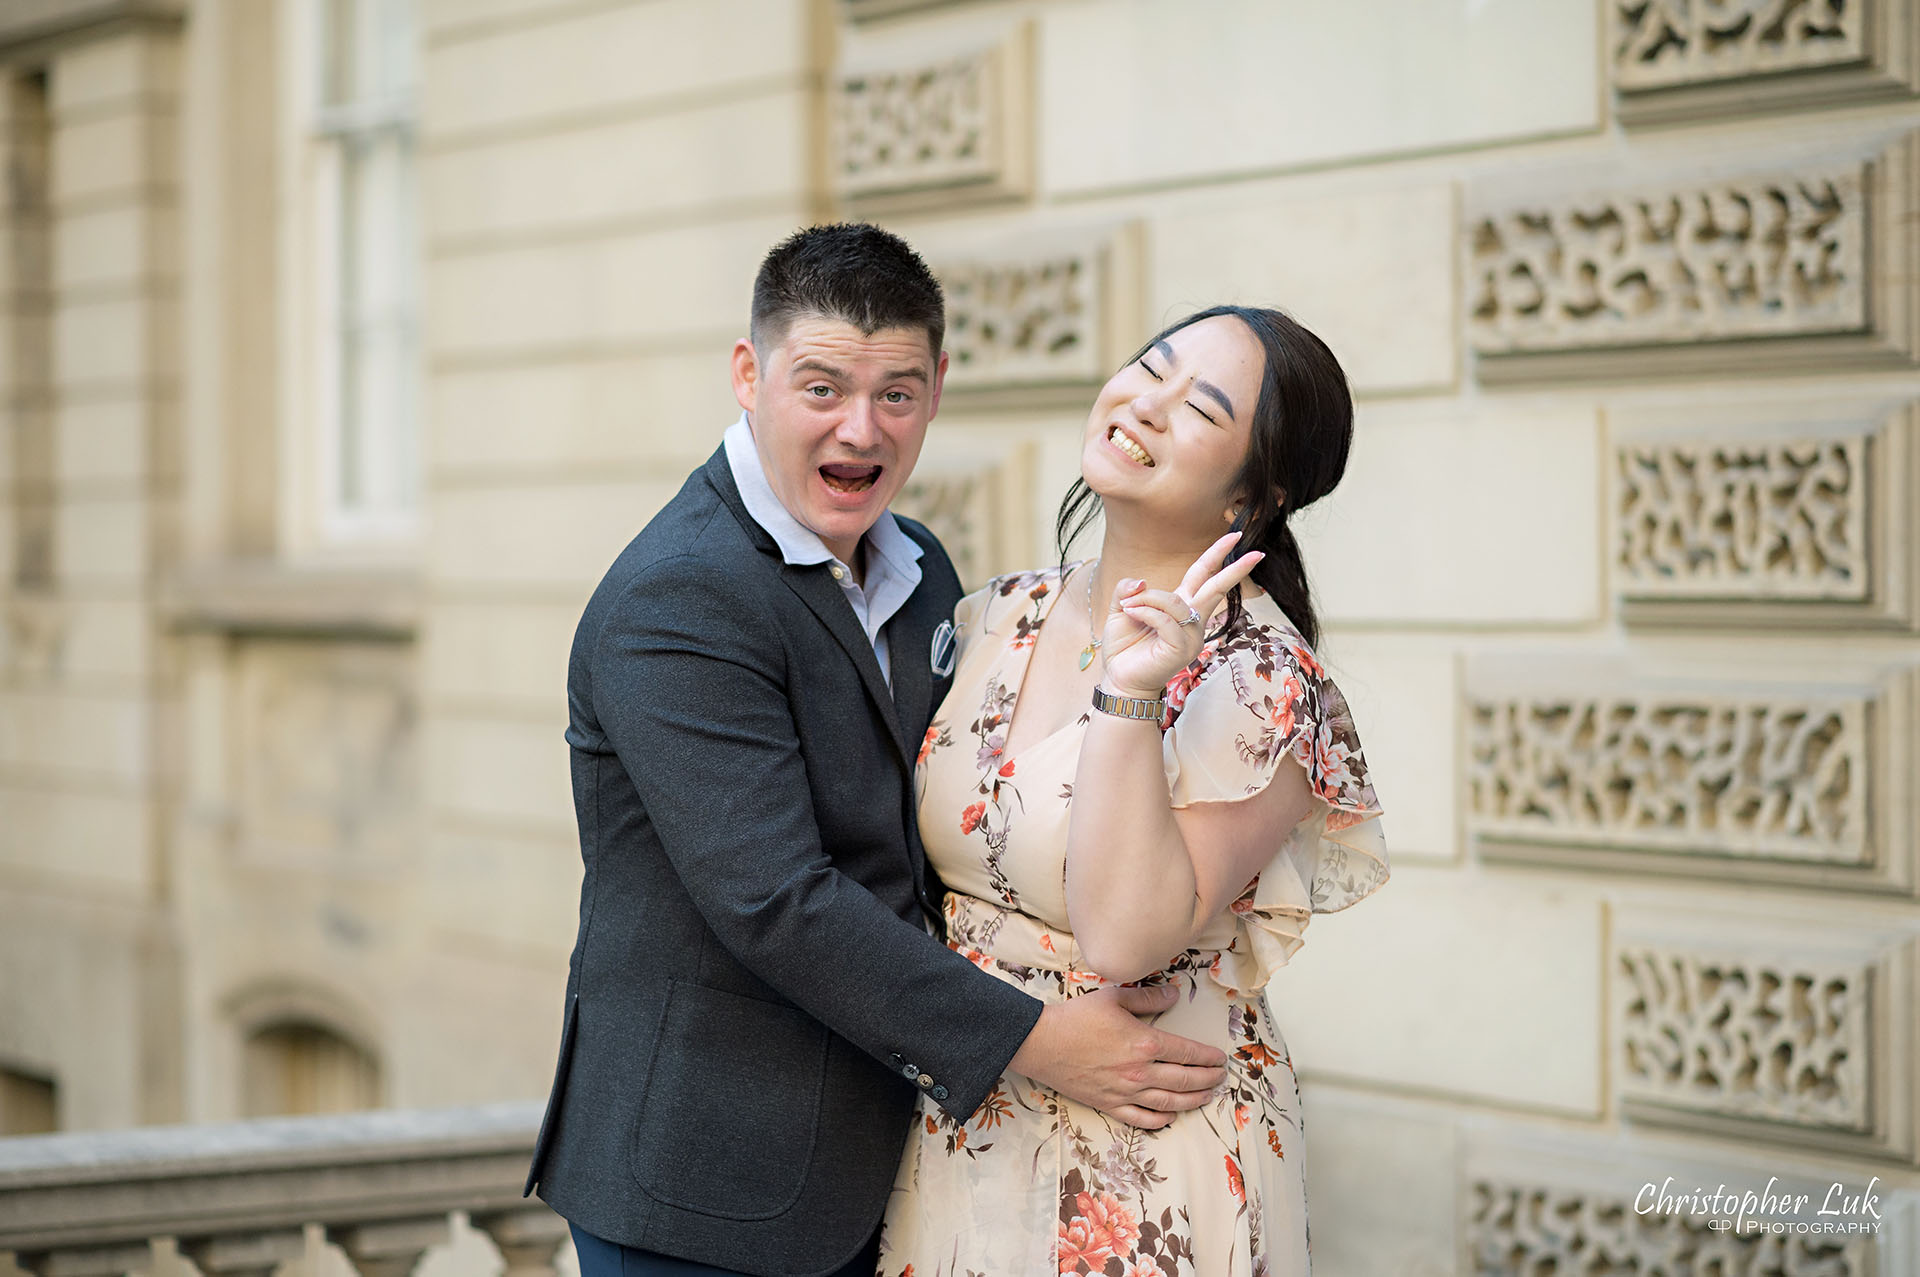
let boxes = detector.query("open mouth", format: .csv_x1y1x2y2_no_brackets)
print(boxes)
1108,425,1155,467
820,463,883,493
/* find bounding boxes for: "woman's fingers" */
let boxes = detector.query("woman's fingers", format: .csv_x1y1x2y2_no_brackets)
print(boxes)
1192,550,1265,618
1179,530,1243,598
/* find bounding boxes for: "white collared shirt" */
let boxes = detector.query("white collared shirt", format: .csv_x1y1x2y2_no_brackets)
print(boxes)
723,414,924,687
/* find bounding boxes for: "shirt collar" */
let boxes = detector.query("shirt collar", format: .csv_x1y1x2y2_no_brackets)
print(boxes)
722,413,925,576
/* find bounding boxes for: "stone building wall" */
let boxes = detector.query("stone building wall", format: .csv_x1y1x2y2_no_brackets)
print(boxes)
0,1,1916,1272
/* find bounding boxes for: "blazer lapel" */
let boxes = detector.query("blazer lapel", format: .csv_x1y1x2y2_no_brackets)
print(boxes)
702,448,913,770
886,574,942,747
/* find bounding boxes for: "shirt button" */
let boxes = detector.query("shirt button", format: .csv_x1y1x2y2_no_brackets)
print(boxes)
829,564,846,581
932,1085,949,1101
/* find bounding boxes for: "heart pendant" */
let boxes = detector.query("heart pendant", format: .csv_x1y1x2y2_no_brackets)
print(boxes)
1078,646,1096,672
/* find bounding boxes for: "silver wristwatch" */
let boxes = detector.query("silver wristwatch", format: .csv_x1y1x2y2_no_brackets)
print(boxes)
1091,685,1166,722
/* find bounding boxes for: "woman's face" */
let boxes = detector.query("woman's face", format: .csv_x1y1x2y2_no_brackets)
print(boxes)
1080,314,1266,538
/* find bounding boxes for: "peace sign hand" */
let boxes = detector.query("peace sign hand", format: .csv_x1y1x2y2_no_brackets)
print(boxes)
1098,532,1265,702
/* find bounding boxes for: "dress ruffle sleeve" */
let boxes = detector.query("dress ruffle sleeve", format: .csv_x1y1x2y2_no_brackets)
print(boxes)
1160,614,1389,991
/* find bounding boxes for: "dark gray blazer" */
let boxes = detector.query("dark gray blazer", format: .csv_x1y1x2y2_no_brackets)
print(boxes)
525,446,1043,1275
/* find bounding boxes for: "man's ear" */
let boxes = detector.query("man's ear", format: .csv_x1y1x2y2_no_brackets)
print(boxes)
926,348,951,421
730,337,760,414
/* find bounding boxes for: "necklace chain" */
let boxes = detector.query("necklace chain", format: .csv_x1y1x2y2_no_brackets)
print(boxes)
1078,558,1103,672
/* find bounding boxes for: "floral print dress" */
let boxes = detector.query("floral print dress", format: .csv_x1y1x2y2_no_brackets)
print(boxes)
876,564,1389,1277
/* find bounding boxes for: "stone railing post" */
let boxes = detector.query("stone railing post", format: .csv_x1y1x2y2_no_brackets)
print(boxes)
472,1208,571,1277
177,1234,304,1277
324,1219,449,1277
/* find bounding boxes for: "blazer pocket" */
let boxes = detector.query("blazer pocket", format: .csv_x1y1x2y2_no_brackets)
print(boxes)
630,978,831,1220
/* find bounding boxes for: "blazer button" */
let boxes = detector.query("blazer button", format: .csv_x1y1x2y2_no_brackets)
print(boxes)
903,1064,920,1079
932,1085,949,1101
917,1074,934,1090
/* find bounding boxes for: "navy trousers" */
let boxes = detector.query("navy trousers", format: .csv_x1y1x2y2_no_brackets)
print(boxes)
569,1222,881,1277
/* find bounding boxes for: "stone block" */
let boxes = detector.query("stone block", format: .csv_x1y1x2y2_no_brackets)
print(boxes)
421,598,581,711
421,826,581,955
422,0,815,141
1039,0,1599,195
51,111,177,207
1314,631,1457,861
51,30,181,117
0,781,152,896
52,492,149,586
55,397,166,487
3,594,152,685
54,296,172,389
426,711,573,833
0,688,153,784
427,351,735,478
0,896,145,1130
1296,1084,1458,1277
53,203,177,291
1294,399,1603,624
426,478,682,590
1274,862,1604,1116
426,214,796,357
1151,182,1457,396
426,88,811,245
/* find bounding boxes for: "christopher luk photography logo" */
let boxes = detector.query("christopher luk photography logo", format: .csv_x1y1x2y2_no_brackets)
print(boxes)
1635,1174,1883,1236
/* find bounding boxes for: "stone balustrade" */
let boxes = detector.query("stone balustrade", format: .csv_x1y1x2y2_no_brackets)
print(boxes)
0,1103,565,1277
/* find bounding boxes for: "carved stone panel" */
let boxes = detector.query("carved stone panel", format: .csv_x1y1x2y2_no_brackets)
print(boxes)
892,443,1036,590
930,223,1144,395
1611,0,1920,124
1468,1177,1878,1274
1617,947,1871,1131
1465,657,1917,895
236,639,419,869
1610,402,1920,630
1467,132,1920,381
833,22,1032,208
1463,1130,1918,1273
1610,908,1914,1163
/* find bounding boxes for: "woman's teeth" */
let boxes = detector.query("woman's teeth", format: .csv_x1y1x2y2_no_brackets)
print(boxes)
1109,426,1154,467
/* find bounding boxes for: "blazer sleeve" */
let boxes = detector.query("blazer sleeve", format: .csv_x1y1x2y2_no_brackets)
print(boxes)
590,552,1042,1120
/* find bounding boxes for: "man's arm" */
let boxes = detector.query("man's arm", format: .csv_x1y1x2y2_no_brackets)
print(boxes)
596,555,1222,1122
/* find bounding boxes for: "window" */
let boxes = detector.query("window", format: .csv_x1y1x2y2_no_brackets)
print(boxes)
304,0,421,542
242,1021,382,1116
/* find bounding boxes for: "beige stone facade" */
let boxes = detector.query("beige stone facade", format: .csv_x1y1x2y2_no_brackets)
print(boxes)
1,0,1917,1271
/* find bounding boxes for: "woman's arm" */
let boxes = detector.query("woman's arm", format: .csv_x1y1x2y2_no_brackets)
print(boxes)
1066,712,1314,983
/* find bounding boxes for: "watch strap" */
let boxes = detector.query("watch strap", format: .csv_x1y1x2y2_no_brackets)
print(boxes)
1091,685,1167,721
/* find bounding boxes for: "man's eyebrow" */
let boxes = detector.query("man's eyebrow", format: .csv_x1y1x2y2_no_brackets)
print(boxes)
791,358,848,380
1194,378,1236,421
883,366,929,384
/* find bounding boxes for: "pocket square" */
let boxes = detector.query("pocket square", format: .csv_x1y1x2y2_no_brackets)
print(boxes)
930,620,957,678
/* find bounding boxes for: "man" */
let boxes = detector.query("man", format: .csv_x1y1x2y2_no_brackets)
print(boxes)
525,224,1227,1277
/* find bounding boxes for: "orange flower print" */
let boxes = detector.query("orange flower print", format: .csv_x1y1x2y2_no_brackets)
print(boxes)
1056,1218,1111,1274
953,1127,966,1149
998,758,1017,778
1126,1258,1165,1277
916,726,939,766
925,1115,937,1134
1289,640,1326,679
1268,1127,1285,1159
1057,1190,1138,1270
1039,932,1056,953
1225,1153,1246,1205
960,802,986,834
1233,1103,1250,1130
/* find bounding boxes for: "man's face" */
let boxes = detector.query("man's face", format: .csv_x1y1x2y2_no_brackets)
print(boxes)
731,314,948,566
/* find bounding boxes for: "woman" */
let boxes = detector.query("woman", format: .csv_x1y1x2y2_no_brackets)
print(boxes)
876,306,1389,1276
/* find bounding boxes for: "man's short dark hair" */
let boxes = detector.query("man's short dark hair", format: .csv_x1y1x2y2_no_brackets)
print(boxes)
750,222,945,357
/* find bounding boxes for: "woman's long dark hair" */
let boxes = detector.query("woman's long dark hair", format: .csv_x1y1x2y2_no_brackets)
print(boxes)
1056,305,1355,650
